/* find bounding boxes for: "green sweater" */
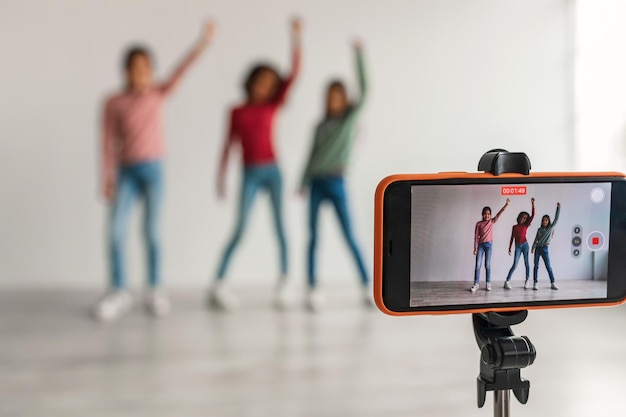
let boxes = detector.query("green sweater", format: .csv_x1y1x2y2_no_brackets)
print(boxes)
300,52,367,187
532,205,560,249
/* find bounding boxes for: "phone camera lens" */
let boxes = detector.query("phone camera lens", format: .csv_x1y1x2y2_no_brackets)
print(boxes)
572,236,582,247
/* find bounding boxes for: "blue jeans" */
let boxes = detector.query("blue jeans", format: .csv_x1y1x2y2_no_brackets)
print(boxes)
505,242,530,281
533,246,555,283
217,164,287,279
474,241,493,284
308,177,368,288
109,160,163,289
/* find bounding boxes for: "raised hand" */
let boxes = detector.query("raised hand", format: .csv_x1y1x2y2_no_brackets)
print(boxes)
353,38,363,52
200,19,217,46
291,17,302,37
506,198,511,205
557,202,561,207
531,197,535,204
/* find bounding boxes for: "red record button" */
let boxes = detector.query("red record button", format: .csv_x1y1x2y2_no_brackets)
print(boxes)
587,232,605,251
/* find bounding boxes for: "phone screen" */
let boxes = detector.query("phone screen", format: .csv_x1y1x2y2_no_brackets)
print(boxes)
409,182,611,308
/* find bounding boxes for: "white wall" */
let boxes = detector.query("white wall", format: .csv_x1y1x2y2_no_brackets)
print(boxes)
0,0,573,289
574,0,626,170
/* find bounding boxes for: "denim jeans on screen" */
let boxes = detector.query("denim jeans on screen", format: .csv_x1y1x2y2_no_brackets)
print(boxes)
505,241,530,281
217,164,288,279
533,245,556,283
474,241,493,284
109,160,163,289
307,176,368,288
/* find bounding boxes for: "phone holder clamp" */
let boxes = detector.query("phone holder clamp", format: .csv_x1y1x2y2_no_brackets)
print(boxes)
478,149,531,176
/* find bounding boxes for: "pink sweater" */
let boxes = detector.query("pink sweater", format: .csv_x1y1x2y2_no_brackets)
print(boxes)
101,48,201,187
474,210,506,251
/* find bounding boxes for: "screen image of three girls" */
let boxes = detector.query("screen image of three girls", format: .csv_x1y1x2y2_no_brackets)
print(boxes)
471,197,560,292
409,182,610,307
95,18,372,321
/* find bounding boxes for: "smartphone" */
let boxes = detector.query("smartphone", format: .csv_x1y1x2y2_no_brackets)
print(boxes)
374,172,626,315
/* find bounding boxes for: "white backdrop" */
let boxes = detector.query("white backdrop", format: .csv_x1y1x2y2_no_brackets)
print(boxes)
0,0,574,289
574,0,626,170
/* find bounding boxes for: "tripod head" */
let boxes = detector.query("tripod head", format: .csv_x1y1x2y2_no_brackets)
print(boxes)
473,311,536,408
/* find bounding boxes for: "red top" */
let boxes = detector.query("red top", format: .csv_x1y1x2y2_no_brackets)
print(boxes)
509,206,535,249
225,50,301,167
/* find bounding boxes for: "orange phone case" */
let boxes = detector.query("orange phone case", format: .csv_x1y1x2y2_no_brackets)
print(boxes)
373,171,626,316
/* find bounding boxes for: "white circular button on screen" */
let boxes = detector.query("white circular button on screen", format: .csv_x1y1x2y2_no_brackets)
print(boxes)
590,187,605,204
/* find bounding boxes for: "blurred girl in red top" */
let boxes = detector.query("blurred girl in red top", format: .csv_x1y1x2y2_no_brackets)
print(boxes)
211,19,302,310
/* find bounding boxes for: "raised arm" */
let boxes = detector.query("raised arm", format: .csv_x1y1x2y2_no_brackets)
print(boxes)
528,197,535,225
160,20,217,96
551,202,561,228
274,18,302,106
352,40,368,112
493,198,511,222
101,98,117,200
217,109,237,198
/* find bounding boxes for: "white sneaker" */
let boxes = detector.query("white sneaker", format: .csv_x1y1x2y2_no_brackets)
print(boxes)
306,288,325,312
503,281,511,290
524,280,531,289
470,283,479,292
144,288,171,317
551,283,559,290
273,278,294,310
486,283,492,291
92,289,133,322
208,284,239,311
533,282,539,290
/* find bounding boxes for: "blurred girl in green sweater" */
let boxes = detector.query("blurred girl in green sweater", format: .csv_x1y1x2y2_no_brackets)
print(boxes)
299,40,370,311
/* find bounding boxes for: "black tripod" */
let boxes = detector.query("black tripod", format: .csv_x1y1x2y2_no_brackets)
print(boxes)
473,150,536,417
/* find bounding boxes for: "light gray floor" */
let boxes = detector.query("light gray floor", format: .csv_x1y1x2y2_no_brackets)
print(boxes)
1,286,626,417
410,280,607,307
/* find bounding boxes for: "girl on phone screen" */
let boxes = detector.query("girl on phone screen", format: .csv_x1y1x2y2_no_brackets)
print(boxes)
211,19,302,310
471,198,510,292
504,198,535,289
299,40,369,311
531,202,561,290
94,22,217,321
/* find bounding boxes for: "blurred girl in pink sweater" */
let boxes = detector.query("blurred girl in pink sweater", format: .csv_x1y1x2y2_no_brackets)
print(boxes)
94,22,217,321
